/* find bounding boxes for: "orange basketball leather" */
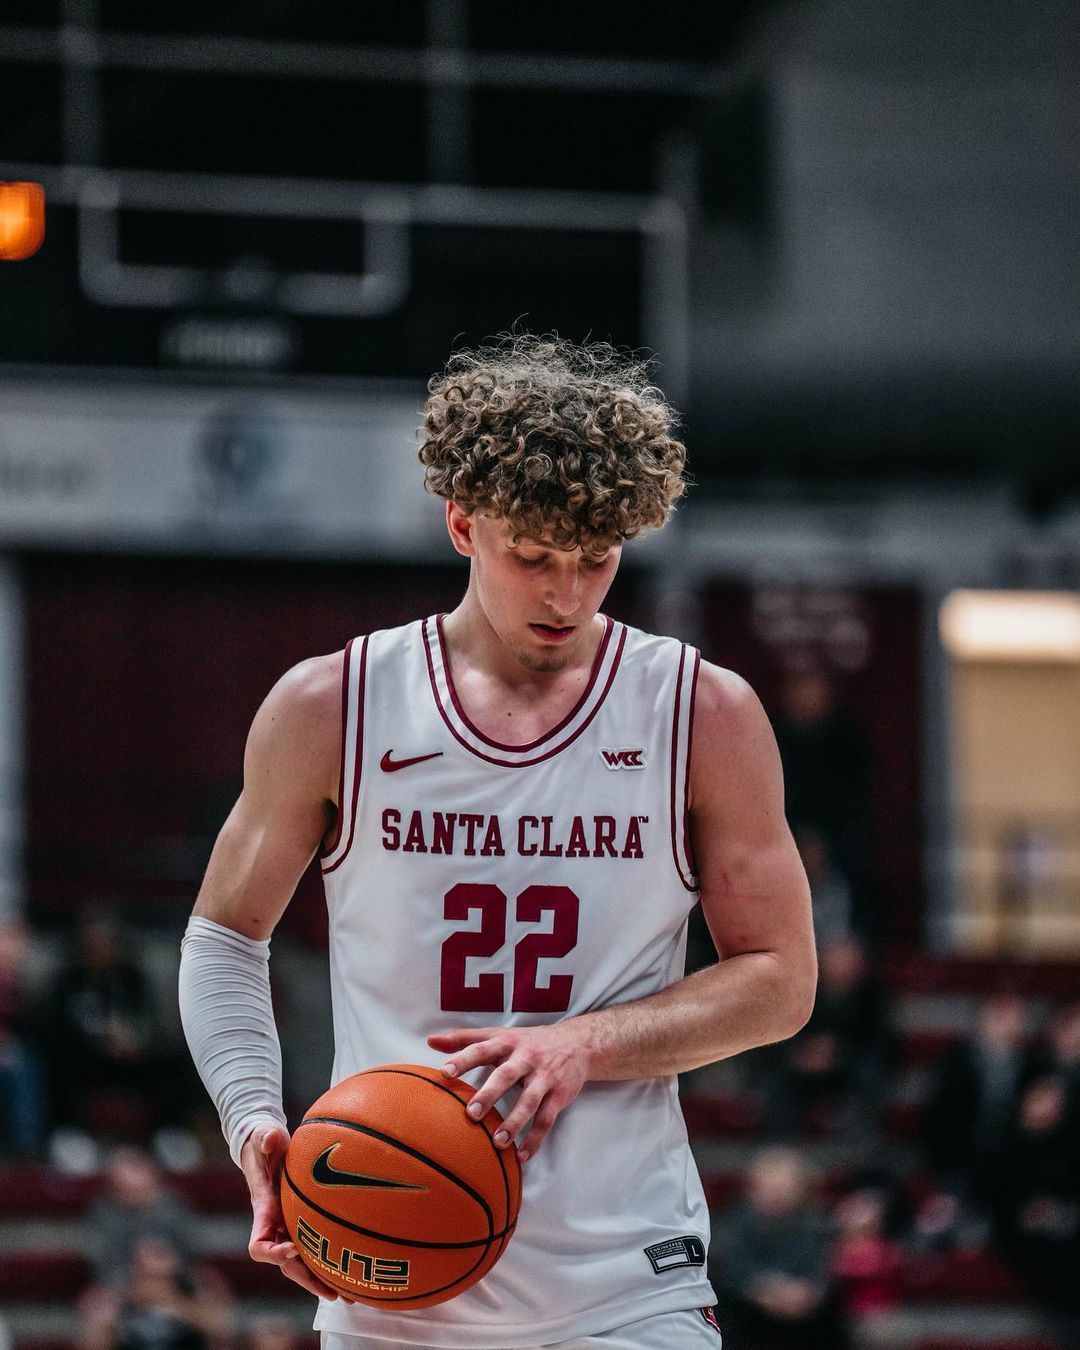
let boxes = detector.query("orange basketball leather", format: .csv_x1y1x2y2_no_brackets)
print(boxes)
281,1064,522,1309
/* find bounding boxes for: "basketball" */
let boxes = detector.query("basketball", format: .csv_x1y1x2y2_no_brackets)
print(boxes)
280,1063,523,1309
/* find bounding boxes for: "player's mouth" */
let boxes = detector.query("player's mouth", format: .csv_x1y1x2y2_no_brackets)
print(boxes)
529,623,575,643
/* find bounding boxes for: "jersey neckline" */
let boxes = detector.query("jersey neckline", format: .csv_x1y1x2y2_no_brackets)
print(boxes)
422,613,626,768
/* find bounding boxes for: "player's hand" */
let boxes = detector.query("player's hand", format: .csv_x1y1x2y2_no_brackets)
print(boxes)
429,1020,592,1162
240,1123,355,1303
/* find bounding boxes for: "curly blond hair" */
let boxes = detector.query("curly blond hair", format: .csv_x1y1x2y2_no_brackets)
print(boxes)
418,334,688,550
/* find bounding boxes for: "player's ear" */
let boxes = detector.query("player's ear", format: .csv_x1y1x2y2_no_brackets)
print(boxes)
445,500,477,558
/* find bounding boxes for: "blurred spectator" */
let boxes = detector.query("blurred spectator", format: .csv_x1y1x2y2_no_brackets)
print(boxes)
921,992,1042,1237
246,1318,298,1350
1044,1001,1080,1115
44,905,191,1141
79,1236,233,1350
0,917,48,1158
993,1074,1080,1344
711,1146,850,1350
794,827,854,948
88,1146,196,1288
831,1188,904,1320
765,936,890,1139
771,666,874,942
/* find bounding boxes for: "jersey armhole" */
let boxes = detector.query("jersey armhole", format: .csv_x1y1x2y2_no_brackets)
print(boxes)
670,643,700,892
320,635,368,875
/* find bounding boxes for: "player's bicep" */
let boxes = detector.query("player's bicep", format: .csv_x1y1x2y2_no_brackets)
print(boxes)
688,664,816,974
192,653,342,939
193,791,323,938
697,828,813,965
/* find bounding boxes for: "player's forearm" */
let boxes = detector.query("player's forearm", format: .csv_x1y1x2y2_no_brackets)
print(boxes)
578,951,815,1081
178,915,288,1164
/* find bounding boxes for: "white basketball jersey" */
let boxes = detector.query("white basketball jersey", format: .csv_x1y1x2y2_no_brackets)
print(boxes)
315,614,715,1347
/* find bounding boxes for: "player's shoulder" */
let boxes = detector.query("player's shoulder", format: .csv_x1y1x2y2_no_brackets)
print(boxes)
618,624,758,721
691,660,774,762
270,648,346,719
248,648,350,765
686,662,781,814
694,659,761,720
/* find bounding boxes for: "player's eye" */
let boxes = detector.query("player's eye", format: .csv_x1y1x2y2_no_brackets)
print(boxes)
515,553,546,568
581,555,610,571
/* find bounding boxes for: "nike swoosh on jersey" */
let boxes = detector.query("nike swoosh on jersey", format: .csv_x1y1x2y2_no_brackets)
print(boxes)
380,749,444,772
311,1145,426,1191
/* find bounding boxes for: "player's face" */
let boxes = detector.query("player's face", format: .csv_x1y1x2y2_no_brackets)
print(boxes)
456,508,623,673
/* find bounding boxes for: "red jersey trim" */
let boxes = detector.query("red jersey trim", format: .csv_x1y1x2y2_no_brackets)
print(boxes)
423,616,627,769
683,648,701,883
319,638,353,860
670,643,700,892
434,612,614,752
321,635,368,875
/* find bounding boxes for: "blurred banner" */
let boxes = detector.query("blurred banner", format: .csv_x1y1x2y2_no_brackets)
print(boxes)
0,376,442,554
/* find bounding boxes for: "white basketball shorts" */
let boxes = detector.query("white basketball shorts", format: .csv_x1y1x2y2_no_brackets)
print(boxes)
320,1307,722,1350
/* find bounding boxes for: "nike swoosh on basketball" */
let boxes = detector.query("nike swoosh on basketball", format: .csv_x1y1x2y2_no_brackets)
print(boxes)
312,1145,426,1191
380,749,444,772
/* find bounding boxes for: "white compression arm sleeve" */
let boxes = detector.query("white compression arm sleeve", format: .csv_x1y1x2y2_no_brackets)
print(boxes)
179,914,288,1167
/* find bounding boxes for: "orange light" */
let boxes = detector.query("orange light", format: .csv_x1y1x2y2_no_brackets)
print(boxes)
940,590,1080,661
0,182,46,261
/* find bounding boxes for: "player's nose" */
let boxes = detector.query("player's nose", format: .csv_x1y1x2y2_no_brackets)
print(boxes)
545,566,581,618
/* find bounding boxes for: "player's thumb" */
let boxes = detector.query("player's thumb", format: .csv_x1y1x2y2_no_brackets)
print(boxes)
252,1122,289,1166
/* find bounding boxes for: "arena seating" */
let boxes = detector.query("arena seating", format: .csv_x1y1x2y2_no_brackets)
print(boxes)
1,961,1073,1349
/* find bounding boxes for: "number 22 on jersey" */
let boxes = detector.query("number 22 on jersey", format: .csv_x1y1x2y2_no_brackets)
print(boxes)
440,883,579,1014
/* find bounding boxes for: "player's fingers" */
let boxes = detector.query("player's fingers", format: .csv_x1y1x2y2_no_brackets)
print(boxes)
250,1223,300,1258
489,1079,547,1146
249,1193,288,1243
278,1252,354,1302
429,1026,499,1047
516,1099,561,1162
429,1027,502,1054
463,1058,528,1120
438,1037,514,1079
251,1237,298,1263
254,1239,357,1303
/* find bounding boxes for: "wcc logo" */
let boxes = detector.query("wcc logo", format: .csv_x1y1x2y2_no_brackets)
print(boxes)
600,747,646,770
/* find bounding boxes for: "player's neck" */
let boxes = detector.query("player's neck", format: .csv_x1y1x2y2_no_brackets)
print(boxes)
441,595,606,694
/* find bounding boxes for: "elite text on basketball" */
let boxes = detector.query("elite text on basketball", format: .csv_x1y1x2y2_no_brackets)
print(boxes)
295,1215,410,1289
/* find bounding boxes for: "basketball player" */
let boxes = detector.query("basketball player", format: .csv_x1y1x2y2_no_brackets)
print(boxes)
179,336,818,1349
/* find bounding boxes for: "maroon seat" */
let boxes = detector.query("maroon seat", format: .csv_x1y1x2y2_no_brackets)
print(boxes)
172,1163,248,1214
0,1162,247,1221
0,1253,90,1301
883,953,1080,1000
904,1250,1031,1304
0,1166,99,1219
702,1173,741,1211
899,1029,955,1067
80,1090,156,1140
884,1099,923,1137
916,1339,1057,1350
203,1254,310,1300
12,1338,81,1350
681,1093,762,1139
